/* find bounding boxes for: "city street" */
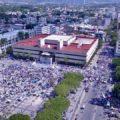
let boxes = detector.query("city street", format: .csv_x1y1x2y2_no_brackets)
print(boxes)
76,44,114,120
64,43,115,120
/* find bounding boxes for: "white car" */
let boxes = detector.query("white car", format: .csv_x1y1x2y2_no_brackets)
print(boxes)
81,104,85,109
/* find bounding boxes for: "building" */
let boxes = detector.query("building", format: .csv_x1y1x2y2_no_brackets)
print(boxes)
13,24,25,30
0,30,20,48
115,40,120,57
0,30,31,52
13,34,98,65
70,23,106,41
41,25,56,34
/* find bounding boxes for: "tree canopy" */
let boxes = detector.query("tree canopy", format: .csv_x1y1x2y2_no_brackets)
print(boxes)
0,38,7,47
112,58,120,66
112,83,120,100
115,66,120,82
17,32,25,40
44,96,70,113
9,114,30,120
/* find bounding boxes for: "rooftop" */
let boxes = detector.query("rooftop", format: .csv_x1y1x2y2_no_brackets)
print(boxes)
15,34,97,54
0,30,28,40
44,35,74,42
16,34,49,47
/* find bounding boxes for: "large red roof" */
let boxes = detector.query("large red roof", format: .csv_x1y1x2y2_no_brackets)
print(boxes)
15,34,49,47
15,34,97,54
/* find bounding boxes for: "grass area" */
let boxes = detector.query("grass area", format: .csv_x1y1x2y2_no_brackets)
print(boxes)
35,72,84,120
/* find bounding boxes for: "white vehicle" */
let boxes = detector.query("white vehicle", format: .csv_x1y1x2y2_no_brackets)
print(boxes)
81,104,85,109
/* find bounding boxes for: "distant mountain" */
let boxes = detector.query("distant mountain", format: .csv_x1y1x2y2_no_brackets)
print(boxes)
0,0,119,5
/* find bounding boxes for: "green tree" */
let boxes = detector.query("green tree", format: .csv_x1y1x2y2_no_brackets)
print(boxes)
35,108,62,120
9,114,30,120
112,58,120,66
0,38,7,47
44,96,70,113
17,32,25,41
115,66,120,82
116,66,120,71
24,32,29,39
55,84,70,97
112,83,120,99
6,46,13,55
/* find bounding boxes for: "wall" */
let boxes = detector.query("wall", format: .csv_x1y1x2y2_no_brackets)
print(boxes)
86,39,98,63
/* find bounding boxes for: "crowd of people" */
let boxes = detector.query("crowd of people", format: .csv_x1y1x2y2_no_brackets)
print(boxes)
0,59,66,118
0,58,87,118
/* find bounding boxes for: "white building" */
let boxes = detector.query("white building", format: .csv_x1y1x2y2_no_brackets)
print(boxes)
0,30,30,52
115,40,120,57
41,25,56,34
13,34,98,65
34,25,42,35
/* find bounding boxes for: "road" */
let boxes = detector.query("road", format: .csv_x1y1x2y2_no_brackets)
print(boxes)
75,44,114,120
76,79,107,120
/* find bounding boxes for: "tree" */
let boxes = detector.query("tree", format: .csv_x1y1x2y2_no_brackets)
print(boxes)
112,58,120,66
24,32,29,39
17,32,25,41
9,114,30,120
109,31,117,47
112,83,120,99
110,39,116,47
55,84,70,97
116,66,120,71
35,108,62,120
116,71,120,82
115,66,120,82
0,38,7,47
26,24,35,29
111,32,117,39
6,46,13,55
44,96,70,113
